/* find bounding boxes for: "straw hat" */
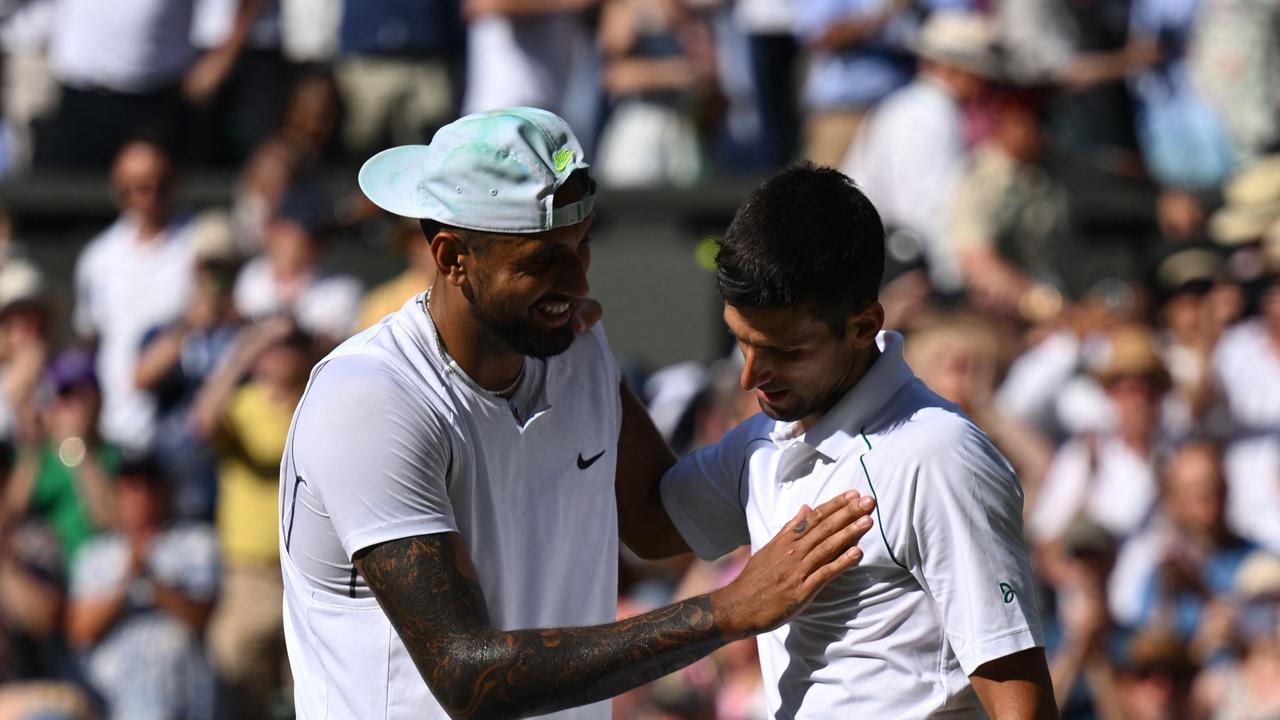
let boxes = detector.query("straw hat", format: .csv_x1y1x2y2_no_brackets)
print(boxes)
1208,155,1280,246
1091,323,1171,388
913,11,1003,79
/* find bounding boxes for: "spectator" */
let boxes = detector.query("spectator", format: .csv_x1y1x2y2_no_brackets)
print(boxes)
1029,323,1170,543
192,319,309,720
1112,630,1199,720
1128,0,1235,241
1188,0,1280,170
0,0,56,174
1044,519,1126,719
41,0,191,167
734,0,797,167
72,140,197,453
233,67,343,251
842,10,1000,293
947,85,1071,318
335,0,462,157
795,0,916,169
356,218,437,331
1114,442,1253,666
595,0,717,188
5,350,119,565
232,190,362,346
65,458,218,720
0,519,97,720
1194,551,1280,720
186,0,290,167
461,0,599,126
0,247,49,445
135,211,245,520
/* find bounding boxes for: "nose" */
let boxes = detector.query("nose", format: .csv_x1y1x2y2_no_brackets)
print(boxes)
739,347,772,391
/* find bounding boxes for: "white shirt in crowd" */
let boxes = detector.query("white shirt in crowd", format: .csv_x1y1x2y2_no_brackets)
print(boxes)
1212,318,1280,433
462,13,588,120
280,294,624,720
1224,435,1280,555
661,331,1045,718
734,0,795,35
50,0,196,92
192,0,281,50
74,214,196,451
842,77,967,292
232,256,362,341
1028,435,1157,543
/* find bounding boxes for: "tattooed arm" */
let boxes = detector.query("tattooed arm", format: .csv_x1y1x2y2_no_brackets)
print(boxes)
353,491,876,720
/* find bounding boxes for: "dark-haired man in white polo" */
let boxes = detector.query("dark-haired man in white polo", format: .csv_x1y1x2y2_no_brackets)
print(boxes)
652,161,1058,718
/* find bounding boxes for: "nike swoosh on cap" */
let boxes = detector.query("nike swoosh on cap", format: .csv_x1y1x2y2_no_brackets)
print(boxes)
577,450,606,469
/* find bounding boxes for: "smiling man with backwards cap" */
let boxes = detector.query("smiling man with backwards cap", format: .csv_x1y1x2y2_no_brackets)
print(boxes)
277,107,877,720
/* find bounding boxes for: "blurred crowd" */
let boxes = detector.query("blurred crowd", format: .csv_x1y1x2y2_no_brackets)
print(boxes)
0,0,1276,719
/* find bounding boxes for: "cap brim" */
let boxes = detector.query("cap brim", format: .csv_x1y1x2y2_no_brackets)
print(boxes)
358,145,433,219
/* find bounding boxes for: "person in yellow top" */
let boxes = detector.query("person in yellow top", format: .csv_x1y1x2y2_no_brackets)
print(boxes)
189,316,312,720
356,218,437,331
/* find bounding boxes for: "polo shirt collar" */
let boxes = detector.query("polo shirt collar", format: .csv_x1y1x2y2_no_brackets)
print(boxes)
768,331,916,462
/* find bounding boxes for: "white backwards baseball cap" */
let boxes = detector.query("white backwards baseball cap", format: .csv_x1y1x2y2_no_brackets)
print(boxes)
358,106,595,234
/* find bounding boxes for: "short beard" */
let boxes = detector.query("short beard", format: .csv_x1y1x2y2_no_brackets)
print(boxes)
462,278,575,359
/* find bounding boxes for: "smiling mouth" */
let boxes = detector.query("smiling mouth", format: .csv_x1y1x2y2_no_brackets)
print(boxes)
534,298,574,326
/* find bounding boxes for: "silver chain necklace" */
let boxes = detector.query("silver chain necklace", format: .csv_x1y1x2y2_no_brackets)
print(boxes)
417,286,522,397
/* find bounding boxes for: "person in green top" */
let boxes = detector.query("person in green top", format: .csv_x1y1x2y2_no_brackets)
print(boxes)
6,349,120,563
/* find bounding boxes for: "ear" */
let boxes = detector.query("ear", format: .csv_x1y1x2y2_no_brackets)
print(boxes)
844,302,885,350
430,230,470,288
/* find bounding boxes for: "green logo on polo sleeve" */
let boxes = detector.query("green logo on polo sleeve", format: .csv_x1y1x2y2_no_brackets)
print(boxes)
553,147,575,173
999,582,1016,604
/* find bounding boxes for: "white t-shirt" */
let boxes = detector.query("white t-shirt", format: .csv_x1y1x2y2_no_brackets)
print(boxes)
74,214,197,451
1028,436,1157,543
1212,319,1280,434
462,13,587,118
232,256,363,341
842,78,967,291
50,0,196,92
1224,435,1280,555
280,294,624,720
192,0,281,50
661,331,1045,718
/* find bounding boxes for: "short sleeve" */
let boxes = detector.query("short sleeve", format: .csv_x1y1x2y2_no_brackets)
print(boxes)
910,422,1045,675
70,536,126,600
659,419,762,560
72,239,103,339
292,355,456,559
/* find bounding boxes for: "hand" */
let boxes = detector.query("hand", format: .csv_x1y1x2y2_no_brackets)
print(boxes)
571,298,602,334
711,492,875,639
183,46,237,106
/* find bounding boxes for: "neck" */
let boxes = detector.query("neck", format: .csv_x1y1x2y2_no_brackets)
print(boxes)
428,285,525,394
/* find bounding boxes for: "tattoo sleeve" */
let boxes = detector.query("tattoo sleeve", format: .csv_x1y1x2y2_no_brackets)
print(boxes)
353,533,727,720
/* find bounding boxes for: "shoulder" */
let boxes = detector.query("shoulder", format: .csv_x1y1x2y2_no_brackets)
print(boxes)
76,221,124,268
884,385,1017,484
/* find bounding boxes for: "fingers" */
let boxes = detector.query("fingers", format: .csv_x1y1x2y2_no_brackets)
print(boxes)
793,493,875,556
804,512,874,569
801,545,865,595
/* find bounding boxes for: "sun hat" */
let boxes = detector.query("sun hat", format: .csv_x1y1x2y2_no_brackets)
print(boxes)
1208,155,1280,246
913,10,1004,79
358,107,595,234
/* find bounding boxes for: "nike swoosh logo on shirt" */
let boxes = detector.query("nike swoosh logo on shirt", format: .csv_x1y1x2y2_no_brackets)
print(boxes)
577,450,606,469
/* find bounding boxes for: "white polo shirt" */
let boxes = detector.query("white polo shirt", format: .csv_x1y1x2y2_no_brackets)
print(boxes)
73,214,197,451
280,293,623,720
661,331,1044,718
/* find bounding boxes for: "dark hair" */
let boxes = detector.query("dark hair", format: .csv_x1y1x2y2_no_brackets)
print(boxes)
419,219,498,256
715,162,885,335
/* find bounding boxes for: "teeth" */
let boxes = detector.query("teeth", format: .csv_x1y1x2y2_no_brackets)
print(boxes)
540,302,570,314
